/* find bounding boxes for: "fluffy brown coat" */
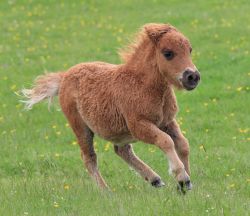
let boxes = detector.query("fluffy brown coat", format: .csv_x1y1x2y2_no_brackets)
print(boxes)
22,23,200,191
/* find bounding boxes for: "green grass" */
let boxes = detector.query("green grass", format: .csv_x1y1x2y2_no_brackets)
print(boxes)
0,0,249,215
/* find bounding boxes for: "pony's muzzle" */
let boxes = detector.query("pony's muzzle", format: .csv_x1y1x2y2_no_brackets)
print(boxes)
181,69,200,91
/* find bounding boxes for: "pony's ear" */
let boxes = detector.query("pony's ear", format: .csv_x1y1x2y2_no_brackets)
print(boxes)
144,23,173,44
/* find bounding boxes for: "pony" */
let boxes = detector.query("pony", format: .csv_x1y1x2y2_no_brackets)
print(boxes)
21,23,200,192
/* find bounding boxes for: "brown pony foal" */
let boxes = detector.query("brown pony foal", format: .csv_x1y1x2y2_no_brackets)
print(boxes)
22,23,200,192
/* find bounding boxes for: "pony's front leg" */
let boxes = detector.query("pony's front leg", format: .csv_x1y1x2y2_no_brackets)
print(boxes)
127,119,191,191
163,120,191,176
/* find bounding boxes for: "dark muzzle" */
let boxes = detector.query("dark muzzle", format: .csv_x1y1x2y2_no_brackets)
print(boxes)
182,70,201,91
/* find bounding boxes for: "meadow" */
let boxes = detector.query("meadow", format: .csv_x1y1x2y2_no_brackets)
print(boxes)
0,0,249,215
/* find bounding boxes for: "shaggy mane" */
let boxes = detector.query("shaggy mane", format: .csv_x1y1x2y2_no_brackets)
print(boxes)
119,27,148,63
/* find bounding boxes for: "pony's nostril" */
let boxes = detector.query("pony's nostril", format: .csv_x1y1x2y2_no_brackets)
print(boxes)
186,73,200,83
187,74,195,81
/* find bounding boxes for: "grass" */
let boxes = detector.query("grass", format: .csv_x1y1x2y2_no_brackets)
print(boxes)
0,0,249,215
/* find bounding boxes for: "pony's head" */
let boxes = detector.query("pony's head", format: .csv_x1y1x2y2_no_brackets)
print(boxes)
145,23,200,90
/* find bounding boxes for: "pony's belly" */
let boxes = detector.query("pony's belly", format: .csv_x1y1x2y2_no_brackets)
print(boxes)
88,122,135,145
105,133,136,145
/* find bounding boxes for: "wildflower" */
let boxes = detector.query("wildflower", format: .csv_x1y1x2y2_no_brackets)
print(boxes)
104,142,111,151
55,153,60,157
236,87,243,92
64,184,70,190
11,84,16,91
71,141,77,145
53,202,59,208
148,147,156,153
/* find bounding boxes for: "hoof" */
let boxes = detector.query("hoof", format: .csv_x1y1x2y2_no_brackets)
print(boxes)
177,180,192,194
151,178,165,188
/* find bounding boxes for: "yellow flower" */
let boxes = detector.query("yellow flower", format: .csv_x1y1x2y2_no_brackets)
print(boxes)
236,87,243,92
53,202,59,208
104,142,111,151
71,141,77,145
148,147,156,153
10,84,16,91
55,153,60,157
64,184,70,190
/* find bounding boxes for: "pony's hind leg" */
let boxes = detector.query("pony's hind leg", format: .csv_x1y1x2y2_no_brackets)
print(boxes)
114,144,165,187
60,96,107,188
69,116,107,188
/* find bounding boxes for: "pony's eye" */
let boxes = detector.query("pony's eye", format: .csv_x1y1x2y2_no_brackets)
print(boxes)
163,50,174,60
190,47,192,54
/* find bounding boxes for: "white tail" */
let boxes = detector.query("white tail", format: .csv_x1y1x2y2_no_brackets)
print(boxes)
21,72,64,110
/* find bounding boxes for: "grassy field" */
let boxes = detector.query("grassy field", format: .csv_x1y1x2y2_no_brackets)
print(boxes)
0,0,249,215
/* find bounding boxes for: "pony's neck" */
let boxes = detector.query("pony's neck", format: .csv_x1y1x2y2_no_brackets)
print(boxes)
124,40,171,94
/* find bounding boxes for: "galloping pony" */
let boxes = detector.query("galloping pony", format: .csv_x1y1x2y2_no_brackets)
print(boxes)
22,23,201,192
